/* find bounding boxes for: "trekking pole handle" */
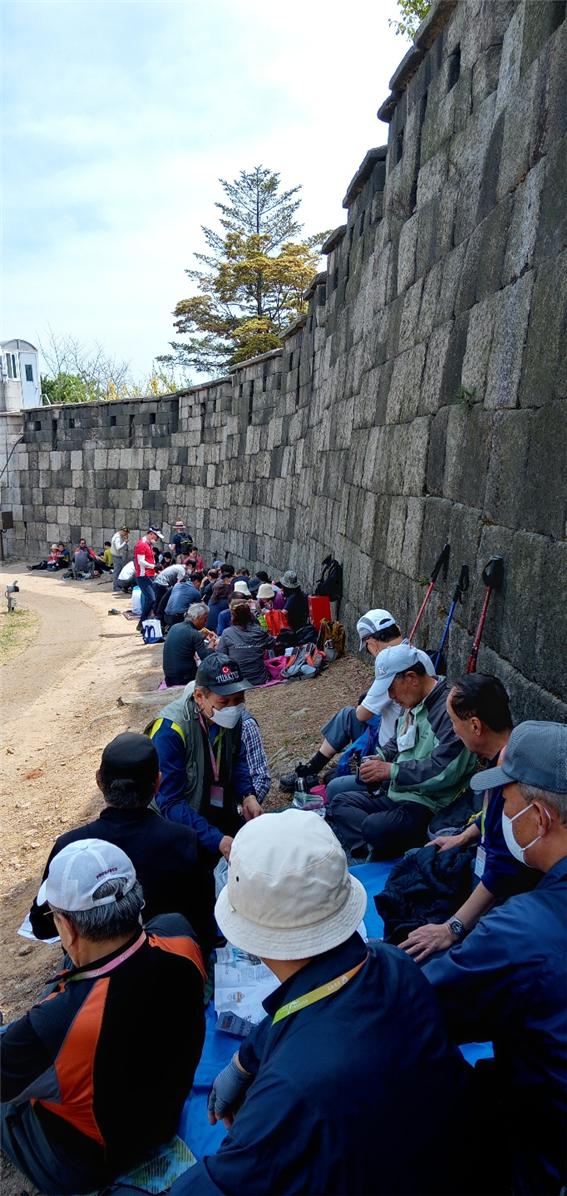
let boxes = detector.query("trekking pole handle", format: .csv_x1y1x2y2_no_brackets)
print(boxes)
453,564,469,604
430,543,451,584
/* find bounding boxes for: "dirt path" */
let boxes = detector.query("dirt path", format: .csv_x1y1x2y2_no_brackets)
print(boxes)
1,569,102,721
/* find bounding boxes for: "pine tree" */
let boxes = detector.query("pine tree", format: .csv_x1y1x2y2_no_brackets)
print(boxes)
162,167,325,375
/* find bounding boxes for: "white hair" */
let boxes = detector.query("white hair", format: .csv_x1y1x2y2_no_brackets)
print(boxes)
185,602,208,623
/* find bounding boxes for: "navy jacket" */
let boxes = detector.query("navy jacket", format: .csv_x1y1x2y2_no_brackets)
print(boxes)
28,806,215,957
472,787,538,900
424,858,567,1195
172,933,473,1196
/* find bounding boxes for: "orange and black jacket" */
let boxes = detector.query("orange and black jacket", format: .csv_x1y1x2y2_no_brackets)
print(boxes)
1,914,205,1180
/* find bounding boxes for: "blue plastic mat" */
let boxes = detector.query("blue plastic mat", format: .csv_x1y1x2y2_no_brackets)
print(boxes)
178,861,492,1159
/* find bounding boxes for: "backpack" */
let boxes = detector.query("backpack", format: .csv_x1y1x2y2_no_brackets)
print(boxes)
281,643,326,680
314,556,343,603
317,619,346,660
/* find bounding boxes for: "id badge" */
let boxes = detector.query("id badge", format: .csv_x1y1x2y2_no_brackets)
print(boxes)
210,785,224,809
474,845,486,879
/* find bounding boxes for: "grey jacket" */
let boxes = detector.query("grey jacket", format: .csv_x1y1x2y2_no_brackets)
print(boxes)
217,624,274,686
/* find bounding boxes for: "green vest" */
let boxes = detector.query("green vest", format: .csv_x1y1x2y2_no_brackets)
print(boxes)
147,694,241,815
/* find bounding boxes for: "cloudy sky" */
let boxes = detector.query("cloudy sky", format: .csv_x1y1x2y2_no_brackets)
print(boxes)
2,0,405,384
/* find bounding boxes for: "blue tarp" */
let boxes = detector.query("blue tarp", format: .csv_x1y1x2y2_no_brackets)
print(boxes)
178,861,492,1159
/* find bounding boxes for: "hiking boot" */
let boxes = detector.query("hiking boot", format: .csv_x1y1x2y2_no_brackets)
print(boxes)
280,764,319,792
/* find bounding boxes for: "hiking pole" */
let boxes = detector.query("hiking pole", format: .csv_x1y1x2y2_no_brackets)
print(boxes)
433,564,469,672
466,556,505,673
408,543,451,643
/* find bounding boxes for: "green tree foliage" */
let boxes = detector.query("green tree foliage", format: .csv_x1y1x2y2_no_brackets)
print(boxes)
41,372,91,404
40,332,184,404
163,167,325,375
389,0,431,39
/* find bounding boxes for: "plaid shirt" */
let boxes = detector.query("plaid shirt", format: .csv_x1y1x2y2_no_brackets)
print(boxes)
241,710,271,802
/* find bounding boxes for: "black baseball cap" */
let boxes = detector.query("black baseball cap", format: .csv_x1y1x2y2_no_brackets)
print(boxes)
99,733,159,786
195,653,252,695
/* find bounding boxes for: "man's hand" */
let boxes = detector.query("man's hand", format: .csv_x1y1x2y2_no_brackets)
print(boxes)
207,1054,253,1128
359,758,391,785
429,833,466,852
242,795,263,821
399,922,454,962
219,835,233,859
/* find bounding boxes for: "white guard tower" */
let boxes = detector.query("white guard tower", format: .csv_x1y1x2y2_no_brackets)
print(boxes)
0,339,41,411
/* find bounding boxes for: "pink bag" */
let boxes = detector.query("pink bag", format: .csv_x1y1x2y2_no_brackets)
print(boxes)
264,654,288,681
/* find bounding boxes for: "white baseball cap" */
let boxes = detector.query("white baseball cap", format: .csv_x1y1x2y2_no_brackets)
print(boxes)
215,810,367,960
356,609,397,650
37,839,137,912
370,643,436,696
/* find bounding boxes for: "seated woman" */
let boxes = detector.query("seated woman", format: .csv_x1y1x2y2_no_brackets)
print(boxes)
217,602,275,687
206,566,235,632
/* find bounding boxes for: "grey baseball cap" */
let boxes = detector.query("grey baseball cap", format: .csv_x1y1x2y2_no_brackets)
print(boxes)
470,720,567,793
356,608,397,650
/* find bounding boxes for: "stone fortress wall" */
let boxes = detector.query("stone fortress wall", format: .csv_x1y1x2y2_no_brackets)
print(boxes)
1,0,566,721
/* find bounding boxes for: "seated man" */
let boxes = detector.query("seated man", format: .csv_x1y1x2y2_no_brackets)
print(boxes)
424,720,567,1196
328,644,476,859
280,608,406,791
1,839,205,1196
71,537,95,579
29,732,215,956
148,654,263,858
116,558,136,592
399,674,537,961
162,602,216,687
154,560,188,622
93,541,113,573
171,810,473,1196
164,570,203,628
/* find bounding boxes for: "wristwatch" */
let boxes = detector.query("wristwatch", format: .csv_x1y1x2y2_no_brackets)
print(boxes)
447,917,466,941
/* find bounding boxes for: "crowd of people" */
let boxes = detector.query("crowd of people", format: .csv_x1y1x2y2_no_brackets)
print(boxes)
4,524,566,1196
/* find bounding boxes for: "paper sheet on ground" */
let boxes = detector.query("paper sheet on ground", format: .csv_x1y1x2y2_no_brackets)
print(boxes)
18,914,60,945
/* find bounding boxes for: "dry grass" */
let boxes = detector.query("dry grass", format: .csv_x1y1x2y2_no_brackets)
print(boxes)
0,607,40,666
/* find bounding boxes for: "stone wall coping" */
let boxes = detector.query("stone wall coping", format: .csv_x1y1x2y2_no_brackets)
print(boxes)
22,391,185,415
342,146,388,209
184,376,232,392
388,43,425,93
414,0,458,50
228,349,282,373
377,93,399,124
378,0,458,123
302,271,328,301
321,225,347,254
282,314,308,339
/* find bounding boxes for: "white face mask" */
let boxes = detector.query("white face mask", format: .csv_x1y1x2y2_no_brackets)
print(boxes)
211,703,244,729
396,716,416,753
501,803,549,867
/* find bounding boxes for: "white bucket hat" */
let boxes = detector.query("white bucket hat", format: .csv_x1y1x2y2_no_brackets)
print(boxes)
215,810,367,960
233,580,252,597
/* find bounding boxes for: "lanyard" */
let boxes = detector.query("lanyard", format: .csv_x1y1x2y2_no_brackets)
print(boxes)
198,714,224,782
480,790,489,840
63,931,146,983
272,954,368,1025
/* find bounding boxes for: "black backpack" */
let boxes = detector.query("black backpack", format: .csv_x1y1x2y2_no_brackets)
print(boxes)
314,556,343,603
